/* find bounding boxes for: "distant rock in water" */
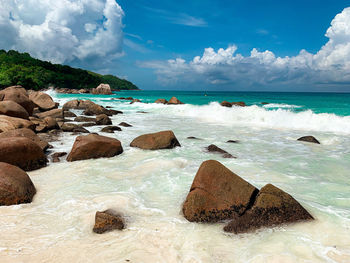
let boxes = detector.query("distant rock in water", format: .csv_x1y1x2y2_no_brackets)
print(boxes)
130,99,141,104
261,102,269,105
119,122,132,127
226,140,239,143
187,136,201,140
130,130,181,150
101,126,122,133
220,101,232,107
155,99,168,104
220,101,246,107
182,160,258,222
67,134,123,162
167,97,184,105
206,144,235,158
91,84,112,95
93,210,125,234
297,136,320,144
0,162,36,206
224,184,314,234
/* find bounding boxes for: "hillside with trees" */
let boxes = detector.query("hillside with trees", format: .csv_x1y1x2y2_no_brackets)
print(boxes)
0,50,139,91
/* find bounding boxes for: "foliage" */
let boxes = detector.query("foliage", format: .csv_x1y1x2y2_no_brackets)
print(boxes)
0,50,138,91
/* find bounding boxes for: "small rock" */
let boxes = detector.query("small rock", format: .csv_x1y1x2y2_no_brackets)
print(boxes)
130,130,181,150
96,114,112,125
155,99,168,104
119,122,132,127
93,210,125,234
227,140,239,143
206,144,235,158
297,136,320,144
101,126,122,133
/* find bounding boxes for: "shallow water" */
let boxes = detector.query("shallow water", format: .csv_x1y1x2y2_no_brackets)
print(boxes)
0,91,350,262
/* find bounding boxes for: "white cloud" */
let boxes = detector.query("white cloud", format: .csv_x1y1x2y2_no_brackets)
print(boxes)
0,0,124,64
141,7,350,89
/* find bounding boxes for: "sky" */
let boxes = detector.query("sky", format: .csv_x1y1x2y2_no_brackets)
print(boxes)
1,0,350,91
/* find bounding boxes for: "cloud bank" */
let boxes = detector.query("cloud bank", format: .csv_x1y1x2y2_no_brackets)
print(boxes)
0,0,124,64
141,7,350,89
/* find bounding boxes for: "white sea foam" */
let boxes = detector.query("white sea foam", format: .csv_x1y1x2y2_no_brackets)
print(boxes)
262,103,302,109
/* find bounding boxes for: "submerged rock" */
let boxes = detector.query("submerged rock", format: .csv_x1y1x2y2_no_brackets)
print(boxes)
206,144,235,158
297,136,320,144
101,126,121,133
224,184,314,234
220,101,232,107
67,134,123,162
0,162,36,206
130,130,181,150
227,140,239,143
93,210,125,234
51,152,67,163
220,101,246,107
118,122,132,127
187,136,201,140
183,160,258,222
0,137,47,171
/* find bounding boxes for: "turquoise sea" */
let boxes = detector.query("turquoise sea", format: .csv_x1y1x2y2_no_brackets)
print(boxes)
1,89,350,262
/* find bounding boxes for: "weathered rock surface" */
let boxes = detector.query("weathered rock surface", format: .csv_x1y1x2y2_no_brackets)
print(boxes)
29,91,56,111
0,162,36,206
0,115,35,132
119,122,132,127
0,101,29,119
36,109,63,119
67,134,123,162
220,101,232,107
130,130,181,150
0,86,35,115
224,184,314,234
0,128,49,151
61,123,89,133
51,152,67,163
93,210,125,234
74,116,96,122
297,136,320,144
0,137,47,171
206,144,235,158
167,97,184,105
101,126,121,133
182,160,258,222
96,114,112,125
91,84,112,95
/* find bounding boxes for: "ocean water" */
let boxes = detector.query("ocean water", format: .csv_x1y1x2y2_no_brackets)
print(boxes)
1,90,350,262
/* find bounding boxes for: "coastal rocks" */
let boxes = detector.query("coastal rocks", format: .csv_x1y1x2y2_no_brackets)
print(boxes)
0,162,36,206
67,134,123,162
220,101,232,107
29,91,56,111
130,130,181,150
155,99,168,104
168,97,184,105
0,101,29,119
91,84,112,95
220,101,246,107
227,140,239,143
130,99,141,104
83,104,112,116
0,86,35,115
206,144,235,158
101,126,121,133
297,136,320,144
74,116,96,122
0,128,49,151
95,114,112,125
119,122,132,127
182,160,258,222
93,210,125,234
0,115,35,132
61,123,89,133
63,111,77,118
0,137,47,171
36,108,63,119
51,152,67,163
224,184,314,234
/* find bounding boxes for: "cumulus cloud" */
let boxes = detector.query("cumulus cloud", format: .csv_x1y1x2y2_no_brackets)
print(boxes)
0,0,124,64
140,7,350,89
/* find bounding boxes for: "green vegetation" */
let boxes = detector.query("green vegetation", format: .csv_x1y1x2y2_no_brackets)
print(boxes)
0,50,139,91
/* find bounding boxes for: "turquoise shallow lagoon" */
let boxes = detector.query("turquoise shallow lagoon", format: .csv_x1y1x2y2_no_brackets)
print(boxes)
0,90,349,262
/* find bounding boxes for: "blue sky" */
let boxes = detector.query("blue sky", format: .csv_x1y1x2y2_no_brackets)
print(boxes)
1,0,350,91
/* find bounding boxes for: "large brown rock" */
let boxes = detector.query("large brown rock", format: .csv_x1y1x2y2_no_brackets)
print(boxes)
91,84,112,95
0,162,36,206
0,137,47,171
62,100,95,110
0,101,29,119
0,115,35,132
0,86,35,115
0,128,49,151
167,97,184,105
83,103,111,116
93,210,125,234
29,91,56,111
67,134,123,162
61,123,89,133
36,108,63,119
130,130,181,150
96,114,112,125
224,184,314,234
182,160,258,222
297,136,320,144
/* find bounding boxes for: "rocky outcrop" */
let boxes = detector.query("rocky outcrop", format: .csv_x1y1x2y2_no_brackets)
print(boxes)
119,122,132,127
0,137,47,171
0,86,35,115
155,99,168,104
220,101,246,107
93,210,125,234
206,144,235,158
0,101,29,119
182,160,258,222
0,115,35,132
167,97,184,105
36,109,63,119
83,104,113,116
67,134,123,162
0,128,49,151
29,91,56,111
224,184,314,234
95,114,112,125
91,84,112,95
297,136,320,144
130,130,181,150
0,162,36,206
101,126,121,133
